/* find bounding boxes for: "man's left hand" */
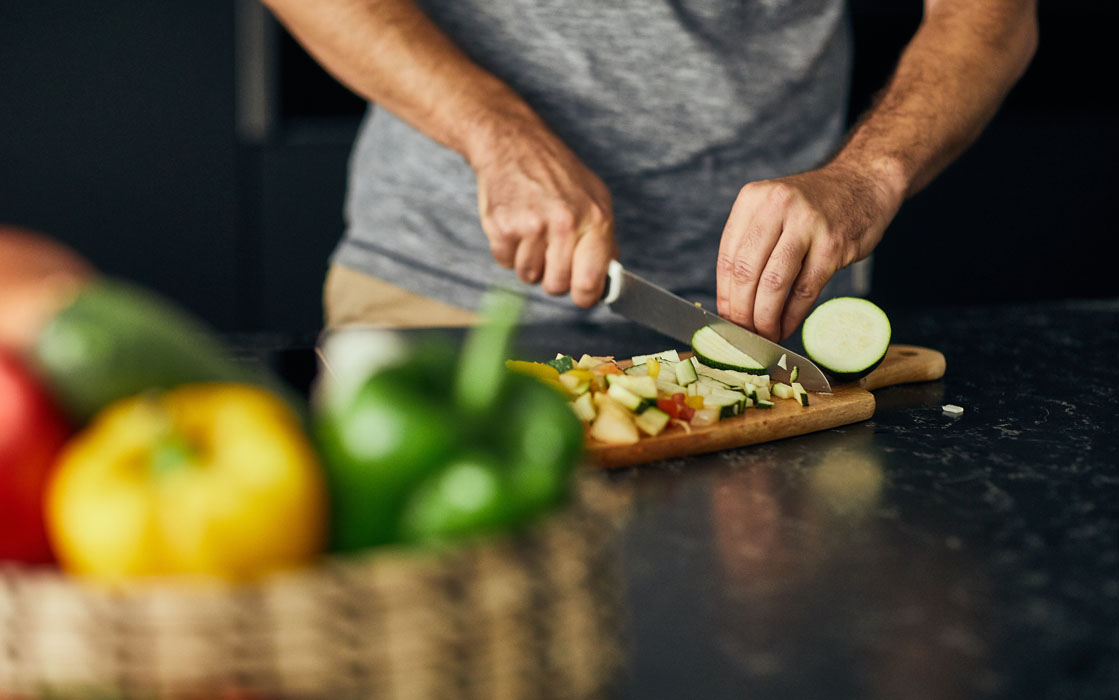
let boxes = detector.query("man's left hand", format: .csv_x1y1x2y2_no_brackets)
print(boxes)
715,164,901,341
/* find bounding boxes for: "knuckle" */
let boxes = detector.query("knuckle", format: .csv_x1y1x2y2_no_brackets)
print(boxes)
766,182,796,207
585,204,611,230
548,208,576,234
731,259,757,284
716,253,736,274
789,281,818,301
759,268,787,292
487,204,516,233
737,181,761,200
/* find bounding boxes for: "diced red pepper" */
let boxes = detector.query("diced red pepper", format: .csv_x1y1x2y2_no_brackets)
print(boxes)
657,397,682,419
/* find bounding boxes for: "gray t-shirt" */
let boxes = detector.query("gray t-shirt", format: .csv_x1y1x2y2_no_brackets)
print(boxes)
334,0,867,322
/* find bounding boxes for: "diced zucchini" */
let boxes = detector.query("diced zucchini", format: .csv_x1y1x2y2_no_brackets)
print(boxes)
655,378,689,396
630,349,681,366
674,356,698,386
547,354,575,374
693,359,754,390
624,363,649,377
790,365,800,383
771,382,794,400
571,391,596,422
607,383,653,413
634,406,671,436
705,388,745,418
755,399,775,409
608,374,657,399
754,384,771,403
791,382,809,407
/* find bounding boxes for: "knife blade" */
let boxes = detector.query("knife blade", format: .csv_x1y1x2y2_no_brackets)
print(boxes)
602,260,832,392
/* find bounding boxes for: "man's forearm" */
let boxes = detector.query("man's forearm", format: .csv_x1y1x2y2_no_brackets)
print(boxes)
260,0,537,164
831,0,1039,205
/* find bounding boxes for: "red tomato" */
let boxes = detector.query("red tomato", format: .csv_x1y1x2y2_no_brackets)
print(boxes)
0,349,69,564
657,397,682,419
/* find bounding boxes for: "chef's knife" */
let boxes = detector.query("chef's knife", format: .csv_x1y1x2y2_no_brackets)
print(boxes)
602,260,832,392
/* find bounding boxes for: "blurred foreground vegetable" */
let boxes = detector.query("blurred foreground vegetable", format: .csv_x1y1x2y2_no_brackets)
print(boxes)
0,349,70,564
32,279,294,424
46,383,326,582
315,290,583,551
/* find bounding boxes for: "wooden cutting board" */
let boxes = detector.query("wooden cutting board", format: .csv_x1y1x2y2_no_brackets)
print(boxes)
586,344,946,469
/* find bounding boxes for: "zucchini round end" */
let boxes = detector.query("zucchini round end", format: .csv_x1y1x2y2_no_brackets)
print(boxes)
801,297,891,382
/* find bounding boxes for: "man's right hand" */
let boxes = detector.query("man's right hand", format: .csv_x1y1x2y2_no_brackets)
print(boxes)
261,0,617,308
467,113,617,309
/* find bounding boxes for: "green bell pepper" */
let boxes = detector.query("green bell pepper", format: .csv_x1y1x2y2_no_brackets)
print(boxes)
314,289,584,551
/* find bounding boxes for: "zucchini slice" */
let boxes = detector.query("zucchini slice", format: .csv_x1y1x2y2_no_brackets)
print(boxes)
801,297,891,381
691,326,766,374
674,357,699,386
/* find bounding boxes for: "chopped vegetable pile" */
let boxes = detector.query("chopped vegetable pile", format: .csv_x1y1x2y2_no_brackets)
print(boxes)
507,348,814,446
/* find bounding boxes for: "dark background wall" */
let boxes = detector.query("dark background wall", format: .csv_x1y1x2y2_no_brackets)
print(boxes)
1,1,1115,333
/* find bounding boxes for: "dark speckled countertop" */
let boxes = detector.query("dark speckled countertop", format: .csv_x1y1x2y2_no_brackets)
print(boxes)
249,300,1119,700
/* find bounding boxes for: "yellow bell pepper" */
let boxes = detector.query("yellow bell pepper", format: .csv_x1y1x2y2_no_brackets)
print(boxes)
504,360,566,393
46,383,326,582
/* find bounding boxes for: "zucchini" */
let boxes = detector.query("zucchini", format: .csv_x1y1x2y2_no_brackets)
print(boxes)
802,297,891,381
607,374,657,399
755,399,775,409
692,359,753,390
655,378,689,396
704,388,745,418
690,326,766,374
771,382,794,400
32,279,289,423
606,383,653,413
630,349,680,366
674,357,698,386
791,382,810,407
547,354,575,374
571,391,596,422
634,406,671,436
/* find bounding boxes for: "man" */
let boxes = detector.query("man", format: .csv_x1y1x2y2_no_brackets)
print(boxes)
261,0,1037,340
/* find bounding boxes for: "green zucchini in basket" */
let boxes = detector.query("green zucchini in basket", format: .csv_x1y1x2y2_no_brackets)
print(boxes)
801,297,891,382
32,278,293,423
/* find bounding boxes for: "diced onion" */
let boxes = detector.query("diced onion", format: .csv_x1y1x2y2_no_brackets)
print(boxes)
691,408,720,427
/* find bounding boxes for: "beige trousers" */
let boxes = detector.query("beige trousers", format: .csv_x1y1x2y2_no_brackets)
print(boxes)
323,263,480,329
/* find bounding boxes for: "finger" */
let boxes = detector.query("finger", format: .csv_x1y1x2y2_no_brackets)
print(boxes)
541,210,577,295
778,249,834,340
480,207,516,268
569,227,615,308
717,185,786,329
513,228,547,284
716,186,765,318
752,231,810,341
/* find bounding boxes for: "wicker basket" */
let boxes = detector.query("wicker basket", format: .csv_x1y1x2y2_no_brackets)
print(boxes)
0,483,626,700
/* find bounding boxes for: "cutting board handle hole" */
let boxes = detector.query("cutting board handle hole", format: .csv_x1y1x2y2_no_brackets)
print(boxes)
899,350,917,356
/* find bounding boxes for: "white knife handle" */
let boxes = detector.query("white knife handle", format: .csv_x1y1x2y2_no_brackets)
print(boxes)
603,259,624,305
